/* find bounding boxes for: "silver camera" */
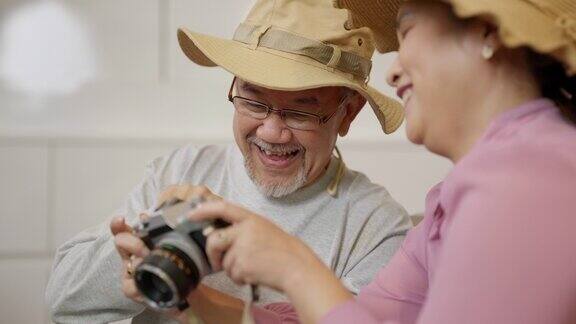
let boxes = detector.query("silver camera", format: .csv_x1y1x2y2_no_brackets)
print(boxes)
132,196,229,310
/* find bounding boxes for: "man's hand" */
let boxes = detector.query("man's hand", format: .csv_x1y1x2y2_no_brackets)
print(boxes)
114,183,221,301
110,185,223,323
110,215,150,303
157,184,221,208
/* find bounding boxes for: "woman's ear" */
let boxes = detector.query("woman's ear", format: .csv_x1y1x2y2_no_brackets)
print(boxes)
464,19,501,60
338,91,366,137
481,24,501,60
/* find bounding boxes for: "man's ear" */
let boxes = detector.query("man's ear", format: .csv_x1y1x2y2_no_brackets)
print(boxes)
338,91,366,137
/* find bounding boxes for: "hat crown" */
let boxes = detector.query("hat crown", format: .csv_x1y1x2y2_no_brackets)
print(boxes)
531,0,576,37
242,0,375,60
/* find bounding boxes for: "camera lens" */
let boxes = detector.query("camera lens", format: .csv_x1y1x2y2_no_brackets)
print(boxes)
134,245,200,309
137,270,174,304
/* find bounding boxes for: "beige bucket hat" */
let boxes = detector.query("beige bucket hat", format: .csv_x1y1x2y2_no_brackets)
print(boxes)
177,0,404,134
336,0,576,75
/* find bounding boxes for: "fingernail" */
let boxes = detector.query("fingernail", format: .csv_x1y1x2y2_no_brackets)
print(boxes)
202,225,216,236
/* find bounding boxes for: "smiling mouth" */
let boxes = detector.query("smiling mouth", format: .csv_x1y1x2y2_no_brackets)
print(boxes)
251,142,303,169
256,144,300,158
396,84,413,106
397,84,412,99
402,88,413,106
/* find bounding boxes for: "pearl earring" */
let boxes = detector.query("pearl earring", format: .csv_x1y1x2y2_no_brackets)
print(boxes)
482,44,494,60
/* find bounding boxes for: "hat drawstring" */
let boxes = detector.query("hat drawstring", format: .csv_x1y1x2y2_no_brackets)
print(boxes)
327,45,342,72
327,146,346,197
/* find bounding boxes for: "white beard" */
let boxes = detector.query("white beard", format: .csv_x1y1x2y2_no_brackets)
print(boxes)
244,136,308,198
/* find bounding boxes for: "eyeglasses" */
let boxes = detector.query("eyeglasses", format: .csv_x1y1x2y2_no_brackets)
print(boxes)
227,77,349,131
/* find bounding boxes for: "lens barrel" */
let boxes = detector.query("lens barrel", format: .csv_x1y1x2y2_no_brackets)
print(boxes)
134,245,200,309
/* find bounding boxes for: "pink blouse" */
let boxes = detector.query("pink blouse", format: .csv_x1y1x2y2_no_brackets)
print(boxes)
254,99,576,324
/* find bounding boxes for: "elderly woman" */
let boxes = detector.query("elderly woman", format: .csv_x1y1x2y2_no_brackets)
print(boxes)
190,0,576,323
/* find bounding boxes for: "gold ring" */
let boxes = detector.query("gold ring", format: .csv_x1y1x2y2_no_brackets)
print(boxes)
126,259,134,277
217,231,229,244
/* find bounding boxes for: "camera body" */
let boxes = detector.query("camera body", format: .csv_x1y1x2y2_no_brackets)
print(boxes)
132,196,228,310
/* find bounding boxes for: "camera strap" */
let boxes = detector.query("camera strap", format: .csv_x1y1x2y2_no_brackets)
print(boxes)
327,145,346,197
241,284,260,324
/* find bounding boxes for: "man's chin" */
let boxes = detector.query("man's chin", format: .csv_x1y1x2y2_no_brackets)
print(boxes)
245,161,307,198
253,173,299,196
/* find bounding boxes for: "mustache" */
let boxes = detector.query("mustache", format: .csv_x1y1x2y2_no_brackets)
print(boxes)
247,136,304,154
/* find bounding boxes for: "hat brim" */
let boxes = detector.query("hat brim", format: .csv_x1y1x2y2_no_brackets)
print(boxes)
337,0,576,75
177,27,404,134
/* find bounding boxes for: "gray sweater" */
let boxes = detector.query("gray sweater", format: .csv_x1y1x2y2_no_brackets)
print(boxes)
46,144,411,323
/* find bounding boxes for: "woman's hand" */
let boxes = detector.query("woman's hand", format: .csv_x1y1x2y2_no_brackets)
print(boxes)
190,200,355,324
110,215,149,304
189,200,323,293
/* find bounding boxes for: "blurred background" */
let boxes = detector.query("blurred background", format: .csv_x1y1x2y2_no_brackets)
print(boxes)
0,1,450,323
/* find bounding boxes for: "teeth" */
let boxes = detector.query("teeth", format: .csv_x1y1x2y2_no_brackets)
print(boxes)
402,89,412,105
259,146,298,156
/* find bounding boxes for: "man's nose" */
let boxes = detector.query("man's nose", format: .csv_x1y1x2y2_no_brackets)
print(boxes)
256,112,293,144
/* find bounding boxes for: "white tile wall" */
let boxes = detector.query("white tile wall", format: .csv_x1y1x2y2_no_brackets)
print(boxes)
51,144,179,247
170,0,253,82
0,258,52,324
0,146,48,254
64,0,161,83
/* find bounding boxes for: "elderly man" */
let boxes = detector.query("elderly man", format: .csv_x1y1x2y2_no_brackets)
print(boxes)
45,0,410,323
